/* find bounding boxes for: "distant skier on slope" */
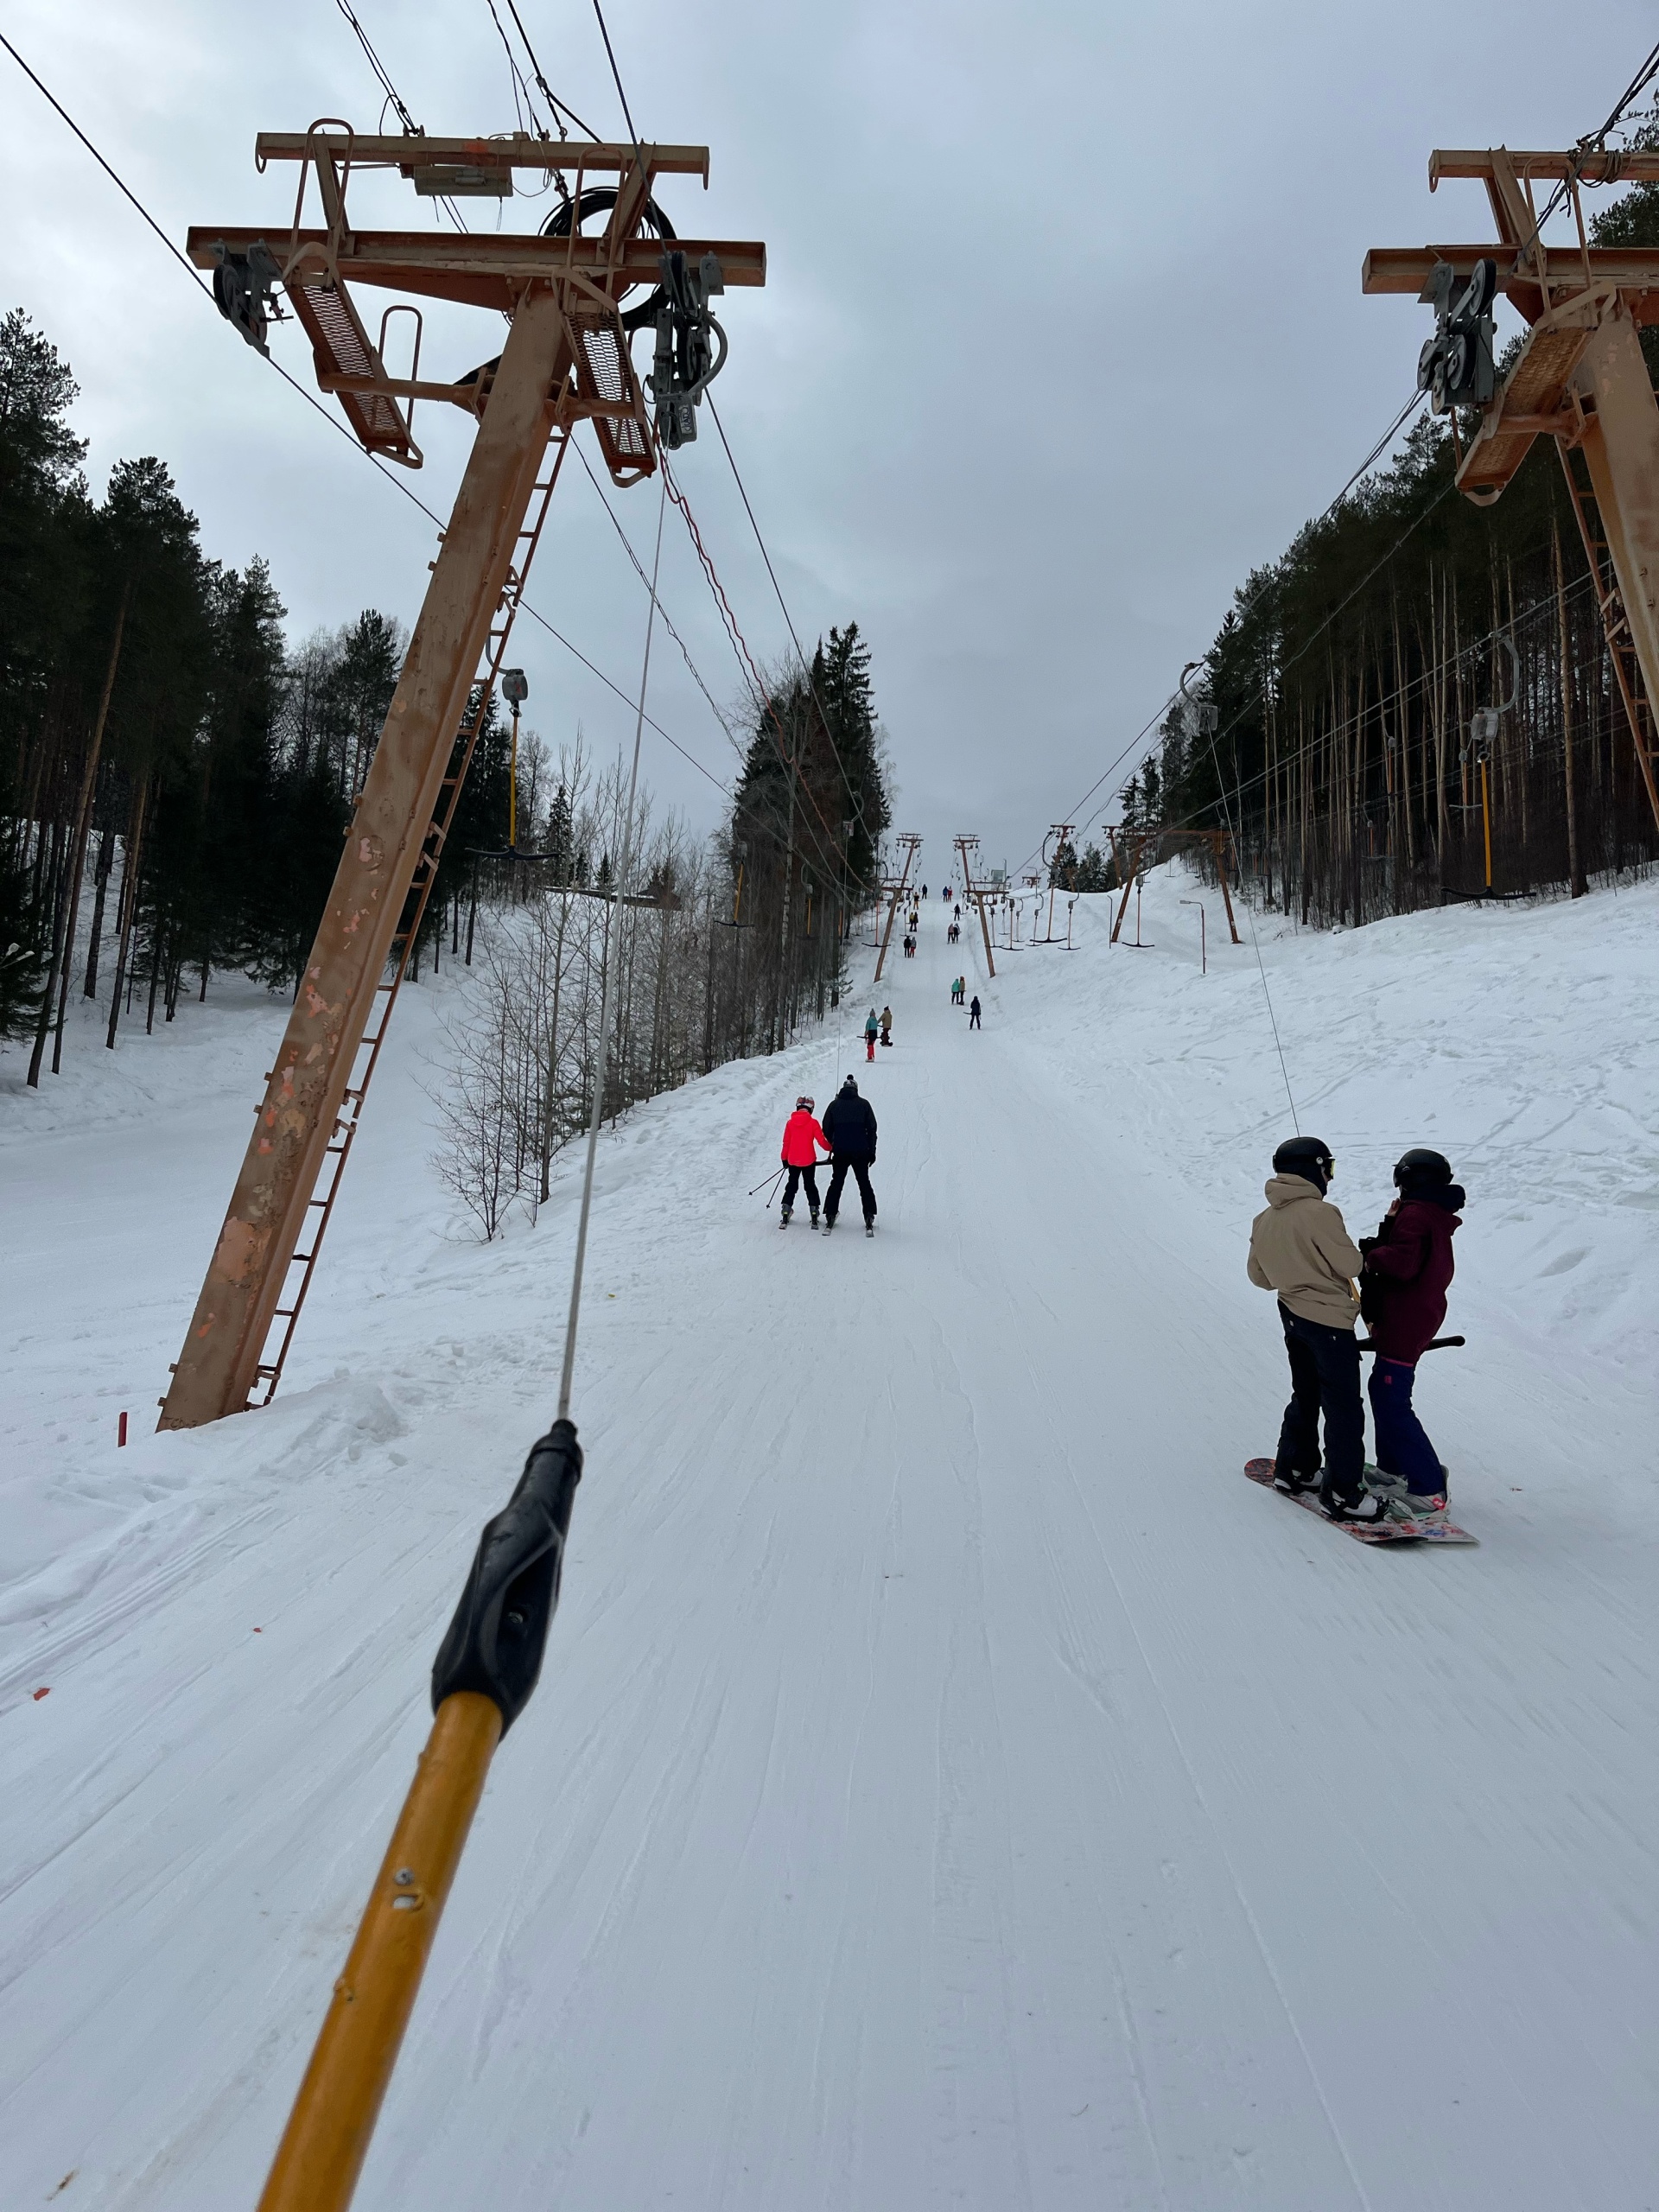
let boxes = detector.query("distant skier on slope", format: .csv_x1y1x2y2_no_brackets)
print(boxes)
1247,1135,1368,1516
880,1004,893,1046
1357,1148,1465,1522
822,1073,878,1236
969,994,982,1028
779,1094,830,1228
865,1008,879,1062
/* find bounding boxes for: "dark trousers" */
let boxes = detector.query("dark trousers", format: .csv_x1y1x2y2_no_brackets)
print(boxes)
1275,1304,1364,1501
969,1007,981,1027
1368,1357,1445,1495
826,1158,876,1222
781,1164,820,1214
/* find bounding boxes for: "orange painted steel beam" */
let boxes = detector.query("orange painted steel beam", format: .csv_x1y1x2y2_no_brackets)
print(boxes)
159,291,571,1428
1361,245,1659,312
185,228,767,311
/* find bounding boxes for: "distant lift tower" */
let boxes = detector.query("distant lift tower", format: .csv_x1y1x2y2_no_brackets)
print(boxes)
874,833,922,982
158,129,765,1430
954,835,996,977
1365,143,1659,831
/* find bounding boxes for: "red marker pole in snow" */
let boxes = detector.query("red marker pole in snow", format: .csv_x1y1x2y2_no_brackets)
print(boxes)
118,1411,128,1447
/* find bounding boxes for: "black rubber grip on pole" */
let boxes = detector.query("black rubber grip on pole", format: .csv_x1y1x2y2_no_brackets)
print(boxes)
431,1418,584,1735
1357,1335,1465,1354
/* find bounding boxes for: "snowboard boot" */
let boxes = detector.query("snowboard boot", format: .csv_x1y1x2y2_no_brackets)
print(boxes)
1363,1469,1448,1523
1319,1477,1373,1520
1272,1461,1320,1496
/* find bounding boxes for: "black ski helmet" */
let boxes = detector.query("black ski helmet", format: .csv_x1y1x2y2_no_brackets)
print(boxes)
1394,1147,1452,1193
1272,1135,1335,1192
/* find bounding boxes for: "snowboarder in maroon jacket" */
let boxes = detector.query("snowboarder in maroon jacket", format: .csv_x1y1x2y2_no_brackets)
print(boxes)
1359,1147,1465,1520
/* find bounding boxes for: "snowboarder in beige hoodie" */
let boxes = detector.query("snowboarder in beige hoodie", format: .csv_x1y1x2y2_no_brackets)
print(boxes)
1248,1135,1368,1515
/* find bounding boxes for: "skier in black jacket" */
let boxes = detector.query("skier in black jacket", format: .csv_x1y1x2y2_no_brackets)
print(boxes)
821,1074,878,1235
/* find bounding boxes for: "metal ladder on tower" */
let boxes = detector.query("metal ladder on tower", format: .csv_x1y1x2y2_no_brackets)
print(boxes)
249,428,574,1405
1557,441,1659,835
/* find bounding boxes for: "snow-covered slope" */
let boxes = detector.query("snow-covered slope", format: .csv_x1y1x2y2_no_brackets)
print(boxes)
3,870,1657,2210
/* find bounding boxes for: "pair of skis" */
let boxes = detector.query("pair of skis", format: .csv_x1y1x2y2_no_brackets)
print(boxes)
1243,1459,1478,1546
781,1213,874,1236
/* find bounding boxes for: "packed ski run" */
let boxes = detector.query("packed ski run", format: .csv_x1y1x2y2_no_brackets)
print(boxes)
4,862,1659,2210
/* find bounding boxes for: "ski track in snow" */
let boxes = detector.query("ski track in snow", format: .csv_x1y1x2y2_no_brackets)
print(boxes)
3,868,1659,2208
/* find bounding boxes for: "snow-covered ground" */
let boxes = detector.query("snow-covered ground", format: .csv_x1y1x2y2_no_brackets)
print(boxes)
3,866,1658,2210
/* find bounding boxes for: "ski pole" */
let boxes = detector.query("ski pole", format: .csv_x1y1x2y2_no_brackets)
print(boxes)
1357,1335,1465,1354
257,1420,582,2212
748,1166,787,1199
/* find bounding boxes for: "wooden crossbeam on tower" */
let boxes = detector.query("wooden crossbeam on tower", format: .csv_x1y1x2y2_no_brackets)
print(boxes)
158,128,765,1431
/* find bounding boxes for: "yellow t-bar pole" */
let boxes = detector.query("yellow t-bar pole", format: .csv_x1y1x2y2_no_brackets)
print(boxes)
257,1691,503,2212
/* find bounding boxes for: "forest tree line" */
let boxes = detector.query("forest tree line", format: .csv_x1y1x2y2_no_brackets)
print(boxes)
0,305,432,1065
1109,167,1659,925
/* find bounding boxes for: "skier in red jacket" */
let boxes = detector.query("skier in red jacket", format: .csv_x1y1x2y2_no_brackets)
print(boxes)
1358,1147,1465,1522
779,1096,830,1227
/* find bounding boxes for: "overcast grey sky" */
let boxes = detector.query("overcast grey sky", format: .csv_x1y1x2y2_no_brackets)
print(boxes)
2,0,1652,880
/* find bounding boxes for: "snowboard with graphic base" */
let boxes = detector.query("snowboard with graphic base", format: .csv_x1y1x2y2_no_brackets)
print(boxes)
1243,1459,1478,1546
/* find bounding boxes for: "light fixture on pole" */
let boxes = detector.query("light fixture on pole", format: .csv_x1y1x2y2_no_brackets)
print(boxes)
500,669,529,852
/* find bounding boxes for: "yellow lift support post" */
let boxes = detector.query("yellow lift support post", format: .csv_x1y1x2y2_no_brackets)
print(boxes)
1363,144,1659,835
159,127,765,1430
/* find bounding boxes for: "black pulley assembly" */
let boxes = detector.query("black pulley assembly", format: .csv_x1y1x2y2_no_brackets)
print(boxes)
1416,257,1497,415
211,238,283,357
649,249,728,449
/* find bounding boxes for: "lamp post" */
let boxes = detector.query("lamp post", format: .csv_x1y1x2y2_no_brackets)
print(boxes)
501,668,528,851
1179,897,1206,973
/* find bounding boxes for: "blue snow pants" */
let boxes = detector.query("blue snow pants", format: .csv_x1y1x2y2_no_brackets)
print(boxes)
1367,1356,1446,1496
1275,1305,1365,1502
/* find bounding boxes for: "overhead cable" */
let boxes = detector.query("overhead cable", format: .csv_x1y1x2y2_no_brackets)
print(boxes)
1009,385,1433,885
504,0,603,138
331,0,467,231
572,0,867,889
571,436,747,753
332,0,420,133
